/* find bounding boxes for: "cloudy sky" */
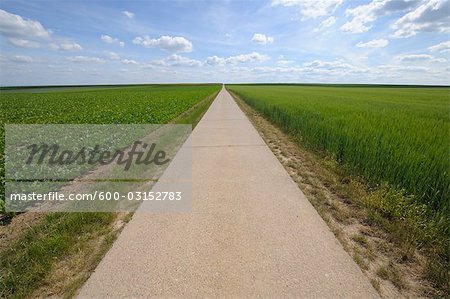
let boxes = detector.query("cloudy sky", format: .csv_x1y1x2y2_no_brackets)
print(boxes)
0,0,449,86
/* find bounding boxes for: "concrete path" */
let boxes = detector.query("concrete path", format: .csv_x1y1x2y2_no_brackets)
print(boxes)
78,87,379,298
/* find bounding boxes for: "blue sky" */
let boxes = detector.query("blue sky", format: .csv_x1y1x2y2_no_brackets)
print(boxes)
0,0,449,85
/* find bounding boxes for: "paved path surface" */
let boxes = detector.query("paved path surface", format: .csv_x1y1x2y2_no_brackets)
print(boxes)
78,87,379,298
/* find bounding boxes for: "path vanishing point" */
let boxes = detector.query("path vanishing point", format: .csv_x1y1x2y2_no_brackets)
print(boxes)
78,87,379,298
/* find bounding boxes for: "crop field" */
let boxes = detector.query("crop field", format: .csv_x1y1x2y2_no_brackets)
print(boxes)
227,85,449,212
0,84,221,212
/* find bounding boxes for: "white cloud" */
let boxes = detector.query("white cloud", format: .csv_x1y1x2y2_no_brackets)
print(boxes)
356,39,389,48
132,35,193,53
50,42,83,51
101,34,125,47
297,59,374,77
67,56,104,63
8,38,40,48
166,54,202,67
149,59,167,67
144,54,202,68
314,16,336,32
206,52,269,65
341,0,420,34
272,0,343,19
225,33,232,38
122,11,135,19
277,59,295,66
205,55,226,66
227,52,270,64
395,53,446,62
251,33,274,45
0,9,51,39
376,64,430,72
243,59,368,78
391,0,450,38
105,51,120,60
303,59,356,70
428,40,450,52
341,1,383,33
341,17,371,33
12,55,33,63
121,59,138,65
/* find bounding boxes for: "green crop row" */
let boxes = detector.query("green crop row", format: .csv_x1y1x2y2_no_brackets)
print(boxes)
227,85,449,212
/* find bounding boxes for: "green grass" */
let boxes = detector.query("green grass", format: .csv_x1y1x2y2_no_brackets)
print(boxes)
0,212,115,298
226,84,449,211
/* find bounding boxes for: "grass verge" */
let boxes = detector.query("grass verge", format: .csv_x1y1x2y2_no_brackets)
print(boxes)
229,89,449,298
0,212,119,298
